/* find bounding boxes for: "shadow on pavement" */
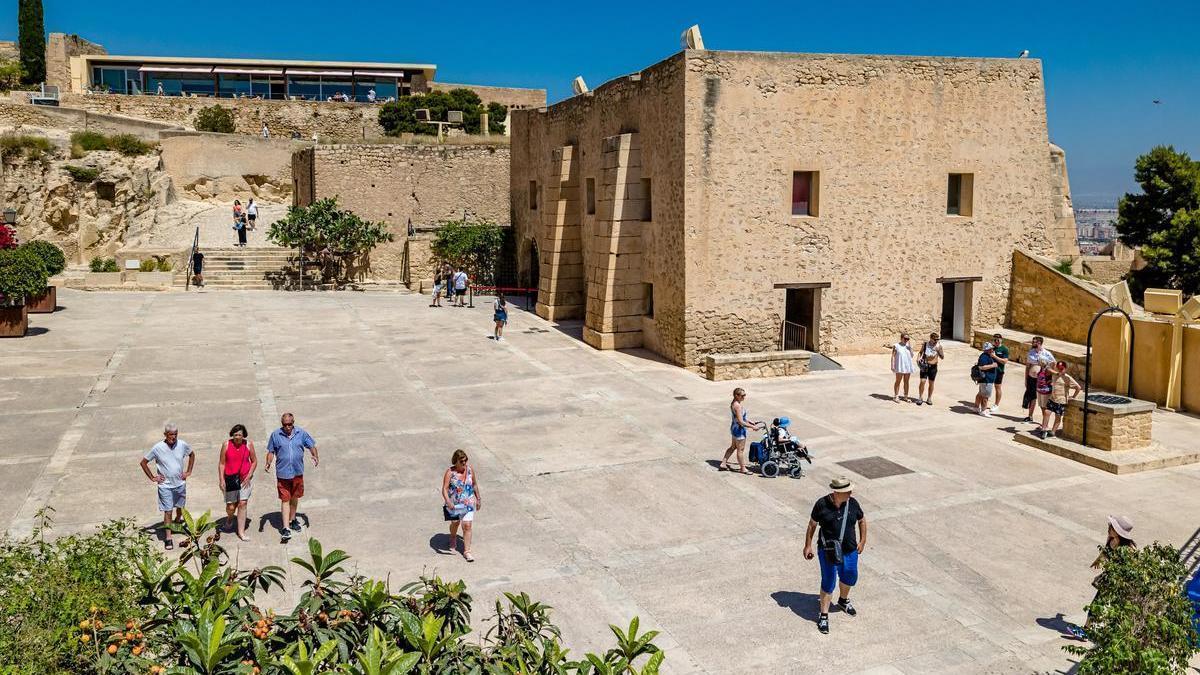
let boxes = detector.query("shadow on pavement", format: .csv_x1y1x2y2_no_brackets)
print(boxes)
770,591,822,622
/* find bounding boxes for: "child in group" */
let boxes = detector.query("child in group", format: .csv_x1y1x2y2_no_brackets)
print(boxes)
493,292,508,341
1038,360,1081,439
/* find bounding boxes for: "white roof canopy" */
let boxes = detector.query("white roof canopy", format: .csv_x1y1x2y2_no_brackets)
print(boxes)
139,65,213,74
212,67,284,75
285,69,353,77
353,71,405,78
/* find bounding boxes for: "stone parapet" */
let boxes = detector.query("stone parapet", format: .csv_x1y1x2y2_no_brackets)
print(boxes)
703,350,813,381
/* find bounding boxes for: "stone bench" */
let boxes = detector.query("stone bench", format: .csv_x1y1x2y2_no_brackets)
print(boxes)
972,327,1088,379
703,350,813,381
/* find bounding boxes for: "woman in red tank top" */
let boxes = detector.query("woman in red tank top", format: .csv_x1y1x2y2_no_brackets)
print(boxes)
217,423,258,541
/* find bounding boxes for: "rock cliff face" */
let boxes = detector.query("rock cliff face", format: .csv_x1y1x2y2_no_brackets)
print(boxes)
3,149,174,263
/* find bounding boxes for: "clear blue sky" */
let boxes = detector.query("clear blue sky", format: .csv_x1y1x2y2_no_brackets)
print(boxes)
6,0,1197,206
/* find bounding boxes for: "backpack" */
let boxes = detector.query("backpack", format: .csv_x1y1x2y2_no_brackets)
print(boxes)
970,364,983,383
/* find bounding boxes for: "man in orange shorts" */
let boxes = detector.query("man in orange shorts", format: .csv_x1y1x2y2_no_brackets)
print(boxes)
264,412,319,541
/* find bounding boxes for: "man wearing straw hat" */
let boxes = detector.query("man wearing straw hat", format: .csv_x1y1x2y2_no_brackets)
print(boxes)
804,476,868,634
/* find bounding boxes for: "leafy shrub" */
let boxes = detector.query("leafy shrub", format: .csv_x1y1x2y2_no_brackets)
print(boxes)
138,258,157,272
1,510,664,674
63,164,100,182
194,105,236,133
69,131,155,157
268,197,393,283
378,88,507,136
0,133,52,161
0,59,23,92
1055,258,1074,275
155,256,172,272
0,246,49,305
19,240,66,276
432,219,506,286
1065,542,1198,673
0,509,155,674
88,257,118,273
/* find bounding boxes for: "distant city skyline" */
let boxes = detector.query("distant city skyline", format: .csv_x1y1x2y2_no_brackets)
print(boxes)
5,0,1196,204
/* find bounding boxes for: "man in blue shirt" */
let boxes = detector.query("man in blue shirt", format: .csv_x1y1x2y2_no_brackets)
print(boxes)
974,342,1000,417
265,412,319,541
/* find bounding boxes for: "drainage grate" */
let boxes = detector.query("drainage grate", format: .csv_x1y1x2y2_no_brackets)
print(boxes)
837,456,914,480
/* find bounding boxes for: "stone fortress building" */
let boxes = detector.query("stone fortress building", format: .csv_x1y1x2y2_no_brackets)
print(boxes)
511,49,1080,369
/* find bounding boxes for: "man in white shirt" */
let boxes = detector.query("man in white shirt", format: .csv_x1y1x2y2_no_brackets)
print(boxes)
1023,336,1055,422
453,268,469,307
138,422,194,550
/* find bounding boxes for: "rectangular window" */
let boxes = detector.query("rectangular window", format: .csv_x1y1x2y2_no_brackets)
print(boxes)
791,171,819,216
643,283,654,318
947,173,974,216
585,178,596,215
529,180,538,210
640,178,652,221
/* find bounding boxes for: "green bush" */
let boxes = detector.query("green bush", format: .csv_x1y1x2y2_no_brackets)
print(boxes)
378,88,507,136
268,197,393,283
1065,542,1198,673
155,256,172,272
18,240,66,276
0,58,23,92
0,246,49,305
69,131,155,157
138,258,157,272
432,219,506,286
0,133,52,161
0,509,154,674
63,164,100,182
194,105,236,134
0,510,664,674
88,257,118,273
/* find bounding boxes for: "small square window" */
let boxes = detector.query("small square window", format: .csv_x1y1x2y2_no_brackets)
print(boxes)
640,178,652,221
529,180,538,211
791,171,819,217
585,177,596,215
947,173,974,216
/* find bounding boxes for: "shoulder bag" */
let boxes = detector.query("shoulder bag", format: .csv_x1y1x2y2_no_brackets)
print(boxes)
820,499,852,565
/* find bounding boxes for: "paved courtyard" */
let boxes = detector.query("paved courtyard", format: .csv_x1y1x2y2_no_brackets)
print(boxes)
4,290,1200,674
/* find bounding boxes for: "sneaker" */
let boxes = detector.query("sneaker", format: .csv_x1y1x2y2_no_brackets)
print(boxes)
915,399,924,406
978,409,992,417
280,527,292,541
989,405,999,412
817,613,829,634
1022,416,1034,423
1067,624,1087,640
837,598,857,616
289,518,302,533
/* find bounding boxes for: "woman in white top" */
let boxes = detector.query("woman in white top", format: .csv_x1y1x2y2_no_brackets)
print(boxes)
916,332,945,406
890,333,915,402
246,199,259,231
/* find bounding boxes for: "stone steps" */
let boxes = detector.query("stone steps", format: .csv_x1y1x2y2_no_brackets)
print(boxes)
179,246,312,290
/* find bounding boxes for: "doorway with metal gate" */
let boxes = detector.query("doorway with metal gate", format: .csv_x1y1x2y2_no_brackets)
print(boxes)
775,282,829,351
937,276,980,342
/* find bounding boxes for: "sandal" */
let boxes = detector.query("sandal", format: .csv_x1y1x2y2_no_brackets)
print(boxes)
463,551,475,563
737,468,752,475
164,539,174,551
717,464,730,472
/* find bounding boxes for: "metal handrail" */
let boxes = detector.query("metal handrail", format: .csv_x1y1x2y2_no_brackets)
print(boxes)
185,226,199,291
779,320,807,351
1083,306,1137,448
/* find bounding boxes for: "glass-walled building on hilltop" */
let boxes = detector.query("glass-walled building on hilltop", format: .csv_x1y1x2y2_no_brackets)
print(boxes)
70,54,437,102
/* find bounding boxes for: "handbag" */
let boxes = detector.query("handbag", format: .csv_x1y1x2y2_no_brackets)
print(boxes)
223,473,242,492
820,499,852,565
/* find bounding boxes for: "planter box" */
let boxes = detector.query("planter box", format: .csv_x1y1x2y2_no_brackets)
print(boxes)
27,286,56,313
83,272,124,287
0,304,28,337
134,271,174,288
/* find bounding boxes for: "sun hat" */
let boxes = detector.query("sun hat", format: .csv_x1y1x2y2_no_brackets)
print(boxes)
829,476,853,492
982,342,994,351
777,417,791,427
1107,515,1134,539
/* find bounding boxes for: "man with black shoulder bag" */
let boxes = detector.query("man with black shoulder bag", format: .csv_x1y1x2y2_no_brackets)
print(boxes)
804,476,868,634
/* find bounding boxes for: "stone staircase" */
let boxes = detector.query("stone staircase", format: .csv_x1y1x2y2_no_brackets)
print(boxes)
176,247,313,290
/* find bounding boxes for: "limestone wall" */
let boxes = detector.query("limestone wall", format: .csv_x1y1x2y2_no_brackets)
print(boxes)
158,132,304,202
1008,249,1109,344
0,41,17,61
1091,315,1200,412
510,54,688,363
0,101,179,140
60,93,386,142
46,33,106,92
297,143,511,280
681,51,1063,363
429,82,546,110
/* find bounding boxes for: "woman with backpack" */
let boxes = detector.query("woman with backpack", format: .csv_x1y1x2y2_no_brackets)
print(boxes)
916,332,944,406
232,200,247,247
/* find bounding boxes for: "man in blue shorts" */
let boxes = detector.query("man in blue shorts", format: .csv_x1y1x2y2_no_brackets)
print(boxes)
804,476,868,634
138,422,194,550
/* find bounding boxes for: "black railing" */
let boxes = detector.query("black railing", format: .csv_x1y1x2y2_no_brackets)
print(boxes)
780,320,807,351
185,226,199,291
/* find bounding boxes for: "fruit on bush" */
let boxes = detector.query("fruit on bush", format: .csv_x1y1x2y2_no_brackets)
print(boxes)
80,634,90,643
80,620,90,629
132,645,143,656
107,644,118,654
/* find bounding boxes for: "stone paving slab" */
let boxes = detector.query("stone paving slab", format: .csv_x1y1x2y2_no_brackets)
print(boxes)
6,290,1200,673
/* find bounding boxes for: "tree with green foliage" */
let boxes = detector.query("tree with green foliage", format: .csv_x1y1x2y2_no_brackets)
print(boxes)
268,197,393,283
19,240,65,277
378,89,507,136
17,0,45,85
1116,146,1200,298
431,219,506,286
1065,542,1197,673
0,59,24,92
194,105,236,134
0,246,49,305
